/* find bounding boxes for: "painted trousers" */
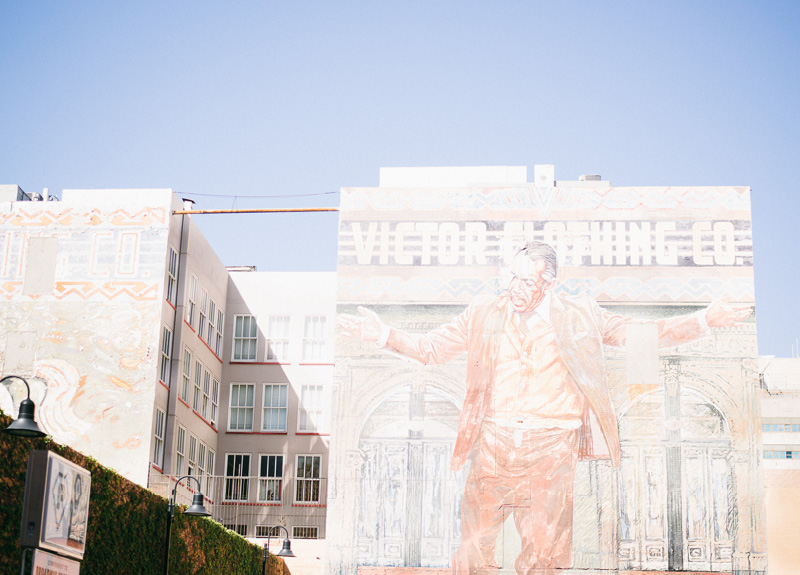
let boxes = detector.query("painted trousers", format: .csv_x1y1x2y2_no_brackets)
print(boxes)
452,423,580,575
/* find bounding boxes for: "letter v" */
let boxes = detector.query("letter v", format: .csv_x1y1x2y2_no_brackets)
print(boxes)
352,222,378,264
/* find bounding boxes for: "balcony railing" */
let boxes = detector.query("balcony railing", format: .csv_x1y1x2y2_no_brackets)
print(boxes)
149,472,328,539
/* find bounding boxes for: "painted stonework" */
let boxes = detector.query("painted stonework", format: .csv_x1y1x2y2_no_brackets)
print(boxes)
330,183,765,574
0,195,172,485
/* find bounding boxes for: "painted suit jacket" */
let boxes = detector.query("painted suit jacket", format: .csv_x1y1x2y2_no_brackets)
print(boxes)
383,292,710,471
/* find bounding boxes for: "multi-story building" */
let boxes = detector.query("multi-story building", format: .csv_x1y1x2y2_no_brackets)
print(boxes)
5,169,800,575
760,356,800,575
213,270,335,541
0,187,334,560
329,165,766,574
0,186,207,488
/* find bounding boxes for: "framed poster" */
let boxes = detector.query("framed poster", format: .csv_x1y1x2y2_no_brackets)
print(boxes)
20,450,91,560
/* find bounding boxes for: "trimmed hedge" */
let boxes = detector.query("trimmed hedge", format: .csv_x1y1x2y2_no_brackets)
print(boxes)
0,411,284,575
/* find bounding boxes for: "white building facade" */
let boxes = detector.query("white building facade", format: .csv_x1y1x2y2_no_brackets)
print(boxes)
0,188,335,560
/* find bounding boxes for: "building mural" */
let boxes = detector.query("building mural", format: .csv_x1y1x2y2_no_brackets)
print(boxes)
0,193,173,485
329,179,765,574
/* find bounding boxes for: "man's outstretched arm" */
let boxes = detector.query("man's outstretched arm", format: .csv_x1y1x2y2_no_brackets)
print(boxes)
596,298,753,348
338,305,470,365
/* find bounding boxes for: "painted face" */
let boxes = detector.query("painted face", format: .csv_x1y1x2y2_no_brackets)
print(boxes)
508,255,553,313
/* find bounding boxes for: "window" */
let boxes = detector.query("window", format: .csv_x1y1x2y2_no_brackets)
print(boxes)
175,426,186,476
258,454,284,502
225,454,250,501
762,422,800,432
292,526,319,539
166,247,178,304
210,378,219,426
181,349,192,403
302,316,328,362
262,384,288,432
266,315,291,361
229,383,254,431
298,385,324,433
206,449,215,494
215,309,224,356
224,524,248,537
763,450,800,459
198,441,207,485
295,455,321,504
256,526,282,538
201,367,211,420
198,288,209,341
188,435,197,477
160,326,172,385
233,315,257,361
206,300,217,345
153,408,166,468
193,360,203,411
186,274,197,327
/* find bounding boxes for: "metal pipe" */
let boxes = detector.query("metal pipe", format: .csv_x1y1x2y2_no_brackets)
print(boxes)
172,208,338,215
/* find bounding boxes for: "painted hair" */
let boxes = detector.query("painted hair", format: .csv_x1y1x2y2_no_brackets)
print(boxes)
516,241,558,281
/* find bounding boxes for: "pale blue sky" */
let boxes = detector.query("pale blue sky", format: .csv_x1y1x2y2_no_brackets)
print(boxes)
1,1,798,356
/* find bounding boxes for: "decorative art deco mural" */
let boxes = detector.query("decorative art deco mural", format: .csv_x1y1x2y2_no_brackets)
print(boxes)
329,183,765,575
0,200,171,486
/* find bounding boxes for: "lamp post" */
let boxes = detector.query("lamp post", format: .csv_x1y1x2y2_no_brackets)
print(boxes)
263,525,294,575
163,475,211,575
1,375,46,438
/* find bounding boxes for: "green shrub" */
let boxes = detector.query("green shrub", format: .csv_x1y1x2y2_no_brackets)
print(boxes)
0,411,285,575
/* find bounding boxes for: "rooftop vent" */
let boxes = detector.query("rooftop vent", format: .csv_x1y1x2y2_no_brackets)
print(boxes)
579,174,602,182
533,165,555,187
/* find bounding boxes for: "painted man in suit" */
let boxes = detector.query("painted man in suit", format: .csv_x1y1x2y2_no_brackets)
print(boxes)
338,241,750,574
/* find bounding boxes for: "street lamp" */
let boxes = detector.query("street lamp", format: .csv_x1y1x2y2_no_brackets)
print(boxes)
163,475,211,575
1,375,46,438
262,525,294,575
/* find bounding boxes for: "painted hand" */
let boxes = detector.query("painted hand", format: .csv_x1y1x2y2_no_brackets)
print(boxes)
337,306,384,343
705,298,752,328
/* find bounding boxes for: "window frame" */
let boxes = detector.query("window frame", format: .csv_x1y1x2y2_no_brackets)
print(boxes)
256,525,282,538
153,408,166,468
187,434,198,477
228,382,255,432
198,288,209,342
292,526,319,539
210,377,219,427
257,453,284,503
166,247,179,305
175,425,186,476
302,315,328,362
232,314,258,362
205,299,217,345
160,325,172,386
295,454,322,504
224,453,251,502
197,441,207,484
181,348,192,403
186,274,198,328
215,309,224,357
201,367,211,420
266,315,291,361
193,359,203,411
297,384,325,433
262,383,288,432
205,449,216,495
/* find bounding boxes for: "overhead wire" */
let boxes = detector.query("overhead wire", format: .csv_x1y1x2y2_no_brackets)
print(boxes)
179,190,340,199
